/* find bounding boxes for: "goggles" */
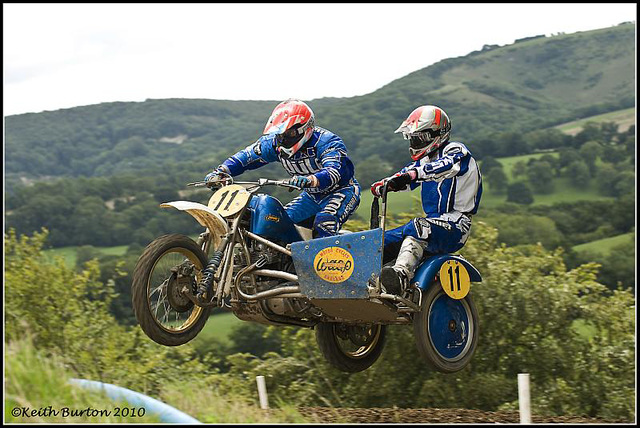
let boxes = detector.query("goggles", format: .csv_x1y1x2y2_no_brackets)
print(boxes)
404,129,439,150
275,125,305,149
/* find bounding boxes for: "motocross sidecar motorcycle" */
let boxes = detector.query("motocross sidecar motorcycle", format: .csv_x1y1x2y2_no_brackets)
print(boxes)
132,175,481,373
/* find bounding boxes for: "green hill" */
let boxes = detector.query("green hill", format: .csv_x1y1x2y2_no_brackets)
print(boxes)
572,232,635,255
553,107,635,135
5,23,635,189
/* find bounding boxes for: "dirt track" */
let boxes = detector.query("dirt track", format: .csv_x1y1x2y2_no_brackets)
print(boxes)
298,407,630,424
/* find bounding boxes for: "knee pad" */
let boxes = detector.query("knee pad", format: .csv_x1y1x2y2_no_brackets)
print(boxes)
412,218,433,240
313,212,339,238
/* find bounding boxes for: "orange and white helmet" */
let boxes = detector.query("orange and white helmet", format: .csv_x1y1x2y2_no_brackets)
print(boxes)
395,105,451,160
263,99,315,158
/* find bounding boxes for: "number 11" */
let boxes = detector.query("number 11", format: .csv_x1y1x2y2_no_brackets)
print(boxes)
448,264,461,292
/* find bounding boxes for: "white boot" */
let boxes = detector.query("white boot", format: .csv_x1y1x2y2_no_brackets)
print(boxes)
381,237,425,294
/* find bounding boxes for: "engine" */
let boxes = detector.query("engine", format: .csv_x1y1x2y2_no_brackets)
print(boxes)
231,240,322,324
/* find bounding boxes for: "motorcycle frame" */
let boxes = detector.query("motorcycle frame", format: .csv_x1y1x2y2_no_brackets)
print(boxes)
178,178,478,323
197,180,306,307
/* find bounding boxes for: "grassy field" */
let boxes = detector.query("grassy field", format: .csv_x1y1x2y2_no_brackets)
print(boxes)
5,338,314,424
5,339,162,423
572,232,635,255
481,176,612,209
353,151,612,217
553,107,635,135
497,152,559,180
43,244,129,267
354,190,422,220
192,311,244,346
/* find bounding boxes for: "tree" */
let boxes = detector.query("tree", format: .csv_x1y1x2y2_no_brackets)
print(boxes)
496,132,531,156
356,154,395,189
594,163,633,197
5,228,209,396
480,155,502,174
557,147,577,168
613,171,635,197
574,122,602,146
579,140,603,175
153,186,180,204
608,193,635,233
510,160,528,179
506,181,534,205
487,214,563,249
214,222,635,420
72,196,115,246
565,160,591,187
526,161,555,194
485,167,508,194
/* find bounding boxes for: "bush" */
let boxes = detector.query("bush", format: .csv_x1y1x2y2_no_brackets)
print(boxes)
203,223,635,420
506,181,534,205
4,228,211,396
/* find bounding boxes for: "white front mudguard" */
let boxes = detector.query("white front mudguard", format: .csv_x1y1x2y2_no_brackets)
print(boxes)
160,201,229,247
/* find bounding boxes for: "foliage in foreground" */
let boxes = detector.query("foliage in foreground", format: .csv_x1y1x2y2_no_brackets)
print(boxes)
4,229,313,423
4,226,636,421
5,338,160,423
202,223,635,420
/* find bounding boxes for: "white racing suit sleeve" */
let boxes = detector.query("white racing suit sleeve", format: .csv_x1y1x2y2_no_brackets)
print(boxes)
415,143,469,182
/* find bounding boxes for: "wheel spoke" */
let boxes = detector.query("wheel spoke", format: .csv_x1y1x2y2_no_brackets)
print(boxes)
154,286,166,318
146,247,205,333
150,279,168,297
335,324,381,358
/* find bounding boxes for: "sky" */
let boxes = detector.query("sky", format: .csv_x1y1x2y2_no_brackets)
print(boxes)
3,3,637,116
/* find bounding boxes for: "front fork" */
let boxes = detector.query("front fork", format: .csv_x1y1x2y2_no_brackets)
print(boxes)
195,206,247,307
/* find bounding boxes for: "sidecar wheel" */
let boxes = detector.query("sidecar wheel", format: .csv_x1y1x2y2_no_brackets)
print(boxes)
413,282,479,373
132,234,212,346
315,322,386,373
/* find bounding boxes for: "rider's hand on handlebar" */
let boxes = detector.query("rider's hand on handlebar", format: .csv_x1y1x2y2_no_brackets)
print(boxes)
287,175,317,189
370,179,385,197
386,171,414,192
371,169,418,196
204,168,231,189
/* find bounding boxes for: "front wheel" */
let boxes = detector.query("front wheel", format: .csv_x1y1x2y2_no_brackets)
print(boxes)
132,234,212,346
316,322,386,373
413,282,479,373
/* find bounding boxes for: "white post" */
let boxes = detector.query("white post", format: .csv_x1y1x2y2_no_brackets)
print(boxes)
256,375,269,410
518,373,531,424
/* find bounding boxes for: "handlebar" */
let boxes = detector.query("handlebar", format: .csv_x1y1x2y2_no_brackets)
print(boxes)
371,181,390,233
187,177,302,192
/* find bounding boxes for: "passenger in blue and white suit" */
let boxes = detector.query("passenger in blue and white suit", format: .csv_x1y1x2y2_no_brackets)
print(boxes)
371,105,482,294
205,99,360,238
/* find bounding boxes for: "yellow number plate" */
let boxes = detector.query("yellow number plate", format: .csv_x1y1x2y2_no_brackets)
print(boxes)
207,184,251,217
439,260,471,300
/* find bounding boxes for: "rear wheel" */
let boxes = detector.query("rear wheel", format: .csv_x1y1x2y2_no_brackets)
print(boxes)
413,282,478,373
316,322,386,373
132,234,212,346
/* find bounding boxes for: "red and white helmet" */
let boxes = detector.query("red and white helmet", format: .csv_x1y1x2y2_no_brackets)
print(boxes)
395,105,451,160
263,99,315,158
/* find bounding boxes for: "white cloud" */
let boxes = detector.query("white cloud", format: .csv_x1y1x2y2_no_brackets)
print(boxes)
3,3,637,115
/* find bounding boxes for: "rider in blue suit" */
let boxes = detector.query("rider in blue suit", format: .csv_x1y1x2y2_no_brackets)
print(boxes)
205,99,360,238
371,105,482,294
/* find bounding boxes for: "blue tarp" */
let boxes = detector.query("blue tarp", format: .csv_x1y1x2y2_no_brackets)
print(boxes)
68,378,201,424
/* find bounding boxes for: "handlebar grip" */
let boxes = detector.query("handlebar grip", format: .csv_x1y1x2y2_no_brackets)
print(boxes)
274,180,302,191
370,197,380,229
382,181,390,203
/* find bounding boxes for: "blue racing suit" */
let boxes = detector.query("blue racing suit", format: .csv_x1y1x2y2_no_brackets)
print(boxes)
218,127,360,237
384,141,482,259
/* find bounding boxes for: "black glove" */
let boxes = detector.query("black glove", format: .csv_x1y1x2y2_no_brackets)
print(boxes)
386,172,413,192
